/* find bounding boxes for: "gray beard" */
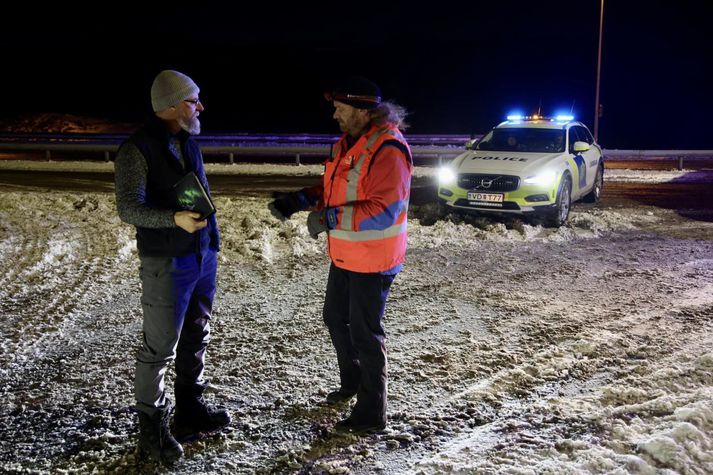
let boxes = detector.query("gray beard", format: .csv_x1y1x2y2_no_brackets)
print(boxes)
178,117,201,135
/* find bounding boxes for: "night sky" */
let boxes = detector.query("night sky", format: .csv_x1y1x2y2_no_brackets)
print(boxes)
2,1,712,149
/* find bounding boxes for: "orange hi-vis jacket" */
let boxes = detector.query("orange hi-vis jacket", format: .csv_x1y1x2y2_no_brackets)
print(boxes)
319,124,413,273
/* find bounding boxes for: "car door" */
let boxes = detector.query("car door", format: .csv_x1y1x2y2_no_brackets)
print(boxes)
570,125,602,196
567,127,588,194
575,125,601,190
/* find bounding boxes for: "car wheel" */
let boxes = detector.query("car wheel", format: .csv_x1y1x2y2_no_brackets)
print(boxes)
583,164,604,203
546,175,571,228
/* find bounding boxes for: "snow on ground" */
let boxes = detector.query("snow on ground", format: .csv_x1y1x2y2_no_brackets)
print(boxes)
2,159,713,184
1,164,713,474
603,168,713,184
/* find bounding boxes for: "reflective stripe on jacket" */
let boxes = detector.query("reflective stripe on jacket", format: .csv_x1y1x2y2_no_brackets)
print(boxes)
323,124,412,273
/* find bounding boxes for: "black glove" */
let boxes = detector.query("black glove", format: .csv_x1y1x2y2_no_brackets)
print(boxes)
307,210,327,239
268,191,305,221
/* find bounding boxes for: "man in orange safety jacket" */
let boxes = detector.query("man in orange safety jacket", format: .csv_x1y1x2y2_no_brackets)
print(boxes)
269,76,412,433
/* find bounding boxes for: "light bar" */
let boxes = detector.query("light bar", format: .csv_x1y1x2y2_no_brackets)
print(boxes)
506,114,575,122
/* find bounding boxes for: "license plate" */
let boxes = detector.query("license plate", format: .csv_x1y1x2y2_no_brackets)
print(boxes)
467,192,504,203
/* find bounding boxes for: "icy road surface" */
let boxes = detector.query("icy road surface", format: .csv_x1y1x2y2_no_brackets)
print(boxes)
1,166,712,474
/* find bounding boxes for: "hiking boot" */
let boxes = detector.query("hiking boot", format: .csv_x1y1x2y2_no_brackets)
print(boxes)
137,402,184,465
174,382,231,441
325,388,357,404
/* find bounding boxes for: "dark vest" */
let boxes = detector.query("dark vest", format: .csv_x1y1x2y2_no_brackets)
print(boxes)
122,117,219,257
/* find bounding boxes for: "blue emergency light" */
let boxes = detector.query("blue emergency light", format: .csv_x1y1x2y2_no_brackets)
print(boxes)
506,113,575,122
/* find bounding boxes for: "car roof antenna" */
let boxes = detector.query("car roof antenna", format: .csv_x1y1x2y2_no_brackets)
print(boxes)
570,100,575,114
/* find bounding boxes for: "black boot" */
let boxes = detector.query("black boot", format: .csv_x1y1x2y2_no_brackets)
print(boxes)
325,387,357,404
137,402,184,465
174,382,231,441
334,414,386,434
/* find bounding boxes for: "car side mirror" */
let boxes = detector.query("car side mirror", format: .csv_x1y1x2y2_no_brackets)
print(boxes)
465,139,476,150
572,141,590,153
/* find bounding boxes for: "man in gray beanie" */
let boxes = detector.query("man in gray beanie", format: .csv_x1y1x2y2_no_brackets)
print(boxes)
114,69,230,464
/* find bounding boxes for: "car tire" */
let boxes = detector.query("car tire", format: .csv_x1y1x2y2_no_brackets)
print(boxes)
546,174,571,228
583,164,604,203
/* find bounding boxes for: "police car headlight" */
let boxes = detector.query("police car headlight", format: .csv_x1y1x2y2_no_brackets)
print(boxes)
437,167,457,185
523,170,556,186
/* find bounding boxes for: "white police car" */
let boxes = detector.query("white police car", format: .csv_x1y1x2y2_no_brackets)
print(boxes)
437,114,604,227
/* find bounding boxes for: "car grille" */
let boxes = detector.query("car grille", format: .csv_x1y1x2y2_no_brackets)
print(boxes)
454,199,521,210
457,174,520,192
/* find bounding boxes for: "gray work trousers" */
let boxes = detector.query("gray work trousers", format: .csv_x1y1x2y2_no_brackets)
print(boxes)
134,250,217,416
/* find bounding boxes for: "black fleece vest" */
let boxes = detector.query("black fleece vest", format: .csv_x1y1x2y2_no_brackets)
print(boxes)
124,120,215,257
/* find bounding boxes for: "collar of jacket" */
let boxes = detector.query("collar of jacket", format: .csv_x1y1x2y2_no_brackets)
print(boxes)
340,123,385,148
143,114,190,144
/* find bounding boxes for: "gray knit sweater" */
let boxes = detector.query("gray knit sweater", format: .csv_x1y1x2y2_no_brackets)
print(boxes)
114,142,177,229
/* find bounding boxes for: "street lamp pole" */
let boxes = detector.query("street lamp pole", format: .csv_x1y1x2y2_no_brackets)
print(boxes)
594,0,604,141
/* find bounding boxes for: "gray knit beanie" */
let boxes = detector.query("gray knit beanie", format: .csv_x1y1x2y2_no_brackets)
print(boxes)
150,70,200,112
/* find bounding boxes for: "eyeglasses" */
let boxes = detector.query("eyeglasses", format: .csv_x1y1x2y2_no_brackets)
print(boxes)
184,98,201,106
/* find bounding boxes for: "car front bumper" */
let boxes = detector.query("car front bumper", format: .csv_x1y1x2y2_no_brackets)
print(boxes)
437,183,557,214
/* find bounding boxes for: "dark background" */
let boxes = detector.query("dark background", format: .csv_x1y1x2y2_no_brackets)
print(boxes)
2,1,712,149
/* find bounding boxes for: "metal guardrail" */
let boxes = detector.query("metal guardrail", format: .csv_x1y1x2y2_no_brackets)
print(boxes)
604,150,713,158
0,133,474,165
1,134,712,168
0,142,468,165
0,132,474,146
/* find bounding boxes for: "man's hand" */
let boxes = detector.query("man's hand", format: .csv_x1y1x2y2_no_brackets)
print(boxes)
174,210,207,233
307,210,327,239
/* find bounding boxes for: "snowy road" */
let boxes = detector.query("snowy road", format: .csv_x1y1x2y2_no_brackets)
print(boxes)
1,164,712,474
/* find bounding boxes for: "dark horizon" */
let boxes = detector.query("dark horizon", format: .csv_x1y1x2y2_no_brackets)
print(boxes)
2,1,712,149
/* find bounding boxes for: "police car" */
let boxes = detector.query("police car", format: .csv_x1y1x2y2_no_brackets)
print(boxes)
437,114,604,227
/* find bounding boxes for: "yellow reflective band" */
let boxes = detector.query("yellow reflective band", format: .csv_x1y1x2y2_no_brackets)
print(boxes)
328,220,407,242
365,127,392,150
340,153,367,230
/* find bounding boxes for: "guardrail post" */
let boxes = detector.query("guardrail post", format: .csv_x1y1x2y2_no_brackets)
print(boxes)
678,156,684,170
295,153,301,166
229,153,234,165
45,150,51,161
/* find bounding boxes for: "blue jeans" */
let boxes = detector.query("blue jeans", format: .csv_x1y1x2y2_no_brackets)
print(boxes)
134,249,217,415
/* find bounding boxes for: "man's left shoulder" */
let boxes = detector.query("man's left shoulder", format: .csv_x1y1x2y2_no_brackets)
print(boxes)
375,139,412,168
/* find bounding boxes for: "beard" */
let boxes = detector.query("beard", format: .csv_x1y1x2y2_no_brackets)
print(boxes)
178,116,201,135
339,118,368,138
338,118,361,137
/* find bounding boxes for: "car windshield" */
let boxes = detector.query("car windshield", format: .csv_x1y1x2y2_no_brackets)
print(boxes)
476,128,566,153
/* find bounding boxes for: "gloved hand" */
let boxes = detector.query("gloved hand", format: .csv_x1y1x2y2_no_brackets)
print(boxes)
268,191,305,221
307,210,327,239
306,208,339,239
